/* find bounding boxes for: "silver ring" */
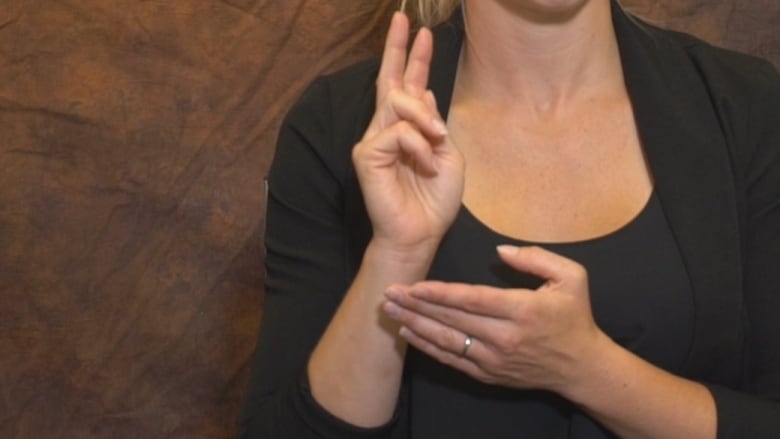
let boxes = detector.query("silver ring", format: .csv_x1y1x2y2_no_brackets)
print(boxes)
460,335,473,357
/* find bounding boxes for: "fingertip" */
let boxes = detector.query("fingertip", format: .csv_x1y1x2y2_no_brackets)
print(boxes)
497,245,571,284
383,300,402,318
415,26,433,40
411,26,434,56
392,10,407,23
496,245,520,257
496,245,537,270
409,281,440,298
387,11,410,41
424,90,442,114
432,118,448,137
385,285,403,300
423,89,435,105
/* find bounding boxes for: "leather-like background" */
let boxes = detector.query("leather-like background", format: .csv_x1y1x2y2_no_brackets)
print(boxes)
0,1,777,437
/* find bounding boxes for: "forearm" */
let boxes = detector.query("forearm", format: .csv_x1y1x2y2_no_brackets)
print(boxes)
308,239,436,428
562,333,716,439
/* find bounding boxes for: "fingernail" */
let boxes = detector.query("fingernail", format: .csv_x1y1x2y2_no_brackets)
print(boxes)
385,287,401,300
425,90,438,108
497,245,519,256
433,118,448,136
383,301,401,318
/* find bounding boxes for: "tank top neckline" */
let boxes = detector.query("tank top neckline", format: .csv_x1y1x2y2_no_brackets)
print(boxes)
458,189,658,248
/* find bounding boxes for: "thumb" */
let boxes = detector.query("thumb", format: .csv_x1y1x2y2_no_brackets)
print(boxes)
496,245,588,290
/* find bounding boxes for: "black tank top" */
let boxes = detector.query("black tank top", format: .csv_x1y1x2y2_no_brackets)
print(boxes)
407,190,694,438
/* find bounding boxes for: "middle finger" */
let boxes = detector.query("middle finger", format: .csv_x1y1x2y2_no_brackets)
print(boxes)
403,27,434,96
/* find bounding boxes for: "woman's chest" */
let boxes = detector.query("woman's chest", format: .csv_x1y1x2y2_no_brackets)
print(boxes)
447,98,652,244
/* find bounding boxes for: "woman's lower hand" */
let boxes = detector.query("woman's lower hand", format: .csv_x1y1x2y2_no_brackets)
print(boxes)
354,12,465,256
382,245,611,395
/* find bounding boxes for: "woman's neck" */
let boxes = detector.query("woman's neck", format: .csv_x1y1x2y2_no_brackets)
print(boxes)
457,0,623,112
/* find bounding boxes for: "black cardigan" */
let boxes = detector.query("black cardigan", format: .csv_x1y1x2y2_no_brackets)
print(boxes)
241,2,780,437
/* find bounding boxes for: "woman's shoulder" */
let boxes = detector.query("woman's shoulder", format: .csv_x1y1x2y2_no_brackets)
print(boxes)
679,33,778,97
273,58,382,189
321,58,381,94
659,26,780,184
636,18,780,102
291,59,380,119
284,58,380,147
632,16,780,142
621,12,780,179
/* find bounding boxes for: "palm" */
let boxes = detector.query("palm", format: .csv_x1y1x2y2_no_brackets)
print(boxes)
368,142,462,245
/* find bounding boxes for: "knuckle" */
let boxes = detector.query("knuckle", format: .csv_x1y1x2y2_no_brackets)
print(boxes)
351,142,368,165
401,310,419,327
569,263,588,282
392,120,414,135
434,308,454,326
385,88,404,105
351,142,363,158
439,352,457,367
464,288,487,310
507,302,527,323
440,329,460,351
351,144,362,163
494,332,520,355
462,296,479,312
480,353,506,373
522,302,547,327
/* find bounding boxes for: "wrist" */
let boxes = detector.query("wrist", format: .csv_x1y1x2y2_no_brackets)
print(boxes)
552,332,717,439
367,236,441,267
554,330,623,405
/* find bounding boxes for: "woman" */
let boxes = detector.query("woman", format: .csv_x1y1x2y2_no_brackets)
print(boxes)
241,0,780,437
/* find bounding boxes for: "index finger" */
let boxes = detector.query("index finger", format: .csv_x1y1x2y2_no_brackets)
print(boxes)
407,281,524,320
377,12,410,99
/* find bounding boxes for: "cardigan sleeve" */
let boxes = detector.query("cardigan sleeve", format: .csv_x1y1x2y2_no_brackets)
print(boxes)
705,57,780,438
238,77,402,438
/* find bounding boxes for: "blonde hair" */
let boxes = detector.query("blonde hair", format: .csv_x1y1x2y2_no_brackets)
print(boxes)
400,0,460,28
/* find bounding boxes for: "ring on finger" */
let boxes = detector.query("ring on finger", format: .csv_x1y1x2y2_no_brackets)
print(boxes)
460,334,473,357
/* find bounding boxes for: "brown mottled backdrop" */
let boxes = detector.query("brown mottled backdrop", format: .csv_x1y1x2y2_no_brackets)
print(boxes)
0,1,777,438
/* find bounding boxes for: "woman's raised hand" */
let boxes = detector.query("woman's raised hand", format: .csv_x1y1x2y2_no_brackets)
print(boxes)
353,12,464,256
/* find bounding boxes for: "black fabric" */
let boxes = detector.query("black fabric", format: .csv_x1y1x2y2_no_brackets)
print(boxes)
239,2,780,438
